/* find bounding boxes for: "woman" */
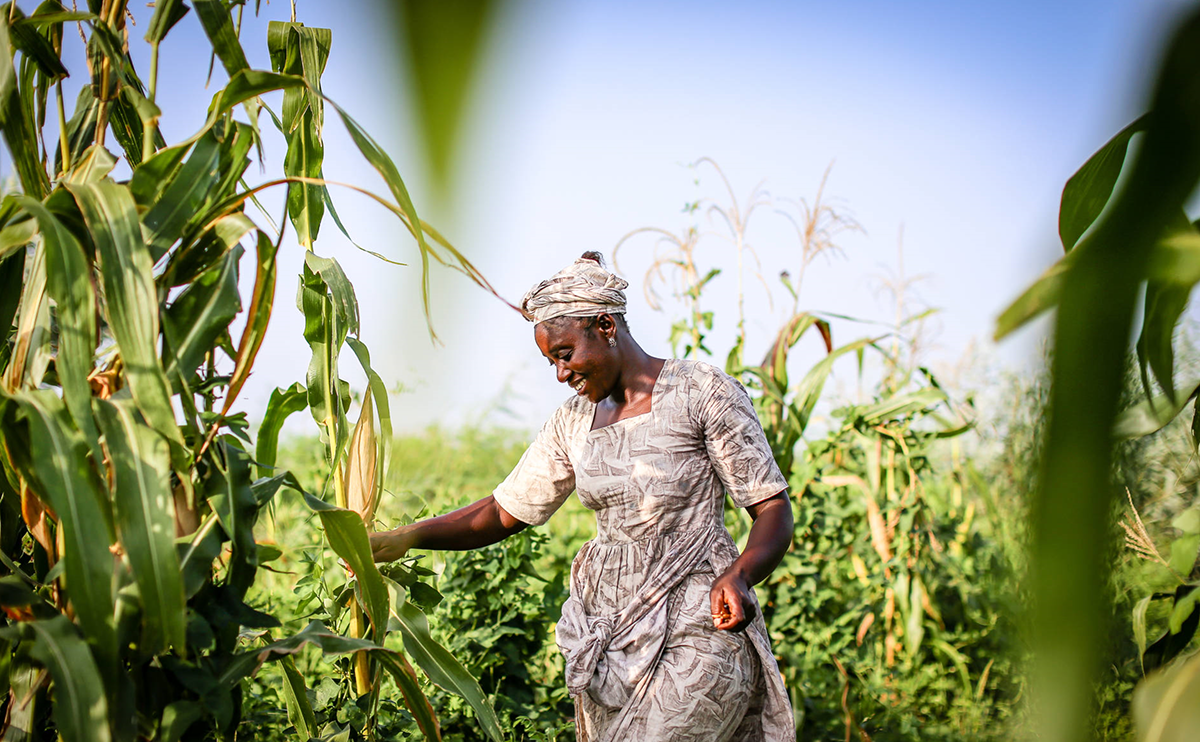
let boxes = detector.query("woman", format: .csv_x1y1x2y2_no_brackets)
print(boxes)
370,253,796,741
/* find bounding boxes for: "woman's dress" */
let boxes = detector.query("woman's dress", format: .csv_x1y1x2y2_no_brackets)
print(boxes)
492,359,794,742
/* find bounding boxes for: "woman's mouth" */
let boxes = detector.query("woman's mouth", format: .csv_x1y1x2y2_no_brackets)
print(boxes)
572,378,586,394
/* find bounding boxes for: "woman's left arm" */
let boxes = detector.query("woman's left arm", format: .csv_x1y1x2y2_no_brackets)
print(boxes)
710,490,793,632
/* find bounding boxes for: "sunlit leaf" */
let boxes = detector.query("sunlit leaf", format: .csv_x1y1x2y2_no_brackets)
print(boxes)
67,181,183,446
255,383,308,480
24,616,111,742
1059,114,1149,251
93,398,186,654
223,231,278,416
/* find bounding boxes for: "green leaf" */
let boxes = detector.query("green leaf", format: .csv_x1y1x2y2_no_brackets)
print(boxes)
303,493,388,643
1168,585,1200,634
858,388,947,425
1134,651,1200,742
389,601,503,742
1059,114,1149,251
789,337,878,434
144,0,189,44
162,244,242,385
0,211,35,262
192,0,249,76
7,6,68,81
176,515,222,600
15,197,98,457
201,442,259,598
375,651,441,742
142,133,225,262
279,656,317,741
0,15,51,198
1134,594,1154,674
397,0,499,192
1168,535,1200,579
66,181,183,447
4,392,116,674
55,84,99,177
156,700,203,742
3,240,50,390
1113,377,1200,440
25,616,111,742
255,382,308,480
217,620,377,685
93,398,186,654
224,231,278,416
330,103,435,332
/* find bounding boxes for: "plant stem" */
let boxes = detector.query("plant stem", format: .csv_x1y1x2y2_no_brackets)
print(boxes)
55,82,69,175
142,41,159,163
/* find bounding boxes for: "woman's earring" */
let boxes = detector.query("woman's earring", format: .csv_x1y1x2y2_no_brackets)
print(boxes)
607,336,616,347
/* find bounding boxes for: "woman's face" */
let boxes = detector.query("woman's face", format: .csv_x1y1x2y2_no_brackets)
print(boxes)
534,316,618,403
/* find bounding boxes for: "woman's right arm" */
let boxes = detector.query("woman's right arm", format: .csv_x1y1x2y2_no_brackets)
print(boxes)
369,495,529,562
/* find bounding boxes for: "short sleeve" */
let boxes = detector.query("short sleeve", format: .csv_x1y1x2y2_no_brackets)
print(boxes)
693,366,788,508
492,405,576,526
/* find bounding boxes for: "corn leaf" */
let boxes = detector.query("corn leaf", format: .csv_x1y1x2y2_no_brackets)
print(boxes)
67,180,183,447
303,493,388,643
162,244,242,385
93,398,186,654
279,655,317,741
329,103,435,333
1059,114,1149,251
375,651,441,742
4,242,49,391
389,601,503,742
55,85,99,177
142,133,224,261
192,0,249,77
256,382,308,480
1113,378,1200,440
224,231,278,416
24,616,111,742
5,391,115,670
144,0,189,44
201,442,258,598
15,197,98,456
0,15,50,199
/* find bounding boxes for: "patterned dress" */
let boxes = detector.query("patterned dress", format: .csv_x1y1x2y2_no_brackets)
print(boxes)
493,359,795,742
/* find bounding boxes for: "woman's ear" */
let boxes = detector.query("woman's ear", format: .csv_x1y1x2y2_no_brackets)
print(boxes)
597,314,616,337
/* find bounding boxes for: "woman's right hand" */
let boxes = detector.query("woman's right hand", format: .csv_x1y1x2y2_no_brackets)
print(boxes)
370,526,414,563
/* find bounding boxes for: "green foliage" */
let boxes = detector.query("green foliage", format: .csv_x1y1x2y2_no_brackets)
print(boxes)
995,8,1200,741
0,2,505,740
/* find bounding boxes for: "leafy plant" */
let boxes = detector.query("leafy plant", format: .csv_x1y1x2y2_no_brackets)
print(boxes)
0,2,505,740
994,7,1200,742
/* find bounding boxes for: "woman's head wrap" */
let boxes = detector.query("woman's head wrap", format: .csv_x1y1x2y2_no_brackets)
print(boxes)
521,255,628,325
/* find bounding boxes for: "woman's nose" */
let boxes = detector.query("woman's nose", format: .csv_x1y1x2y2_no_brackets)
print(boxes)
556,363,571,384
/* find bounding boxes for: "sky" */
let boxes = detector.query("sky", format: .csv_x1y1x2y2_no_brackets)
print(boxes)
5,0,1196,433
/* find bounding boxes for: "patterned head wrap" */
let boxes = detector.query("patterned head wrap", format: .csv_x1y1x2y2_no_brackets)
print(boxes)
521,255,628,324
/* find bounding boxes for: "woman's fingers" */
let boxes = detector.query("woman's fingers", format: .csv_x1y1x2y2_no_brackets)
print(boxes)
711,583,751,632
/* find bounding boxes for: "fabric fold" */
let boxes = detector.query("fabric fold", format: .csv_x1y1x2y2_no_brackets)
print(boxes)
557,527,721,709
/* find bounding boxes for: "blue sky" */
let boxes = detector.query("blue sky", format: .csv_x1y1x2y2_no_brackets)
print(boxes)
6,0,1194,431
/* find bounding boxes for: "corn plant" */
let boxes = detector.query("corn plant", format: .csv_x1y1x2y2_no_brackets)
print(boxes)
994,6,1200,741
0,2,504,740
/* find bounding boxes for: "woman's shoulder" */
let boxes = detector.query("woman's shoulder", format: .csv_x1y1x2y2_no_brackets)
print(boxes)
668,358,744,393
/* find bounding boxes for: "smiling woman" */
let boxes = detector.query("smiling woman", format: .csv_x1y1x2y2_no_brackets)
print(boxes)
371,252,795,741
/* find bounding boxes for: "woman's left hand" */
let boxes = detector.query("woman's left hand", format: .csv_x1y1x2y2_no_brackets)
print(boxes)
710,569,756,632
